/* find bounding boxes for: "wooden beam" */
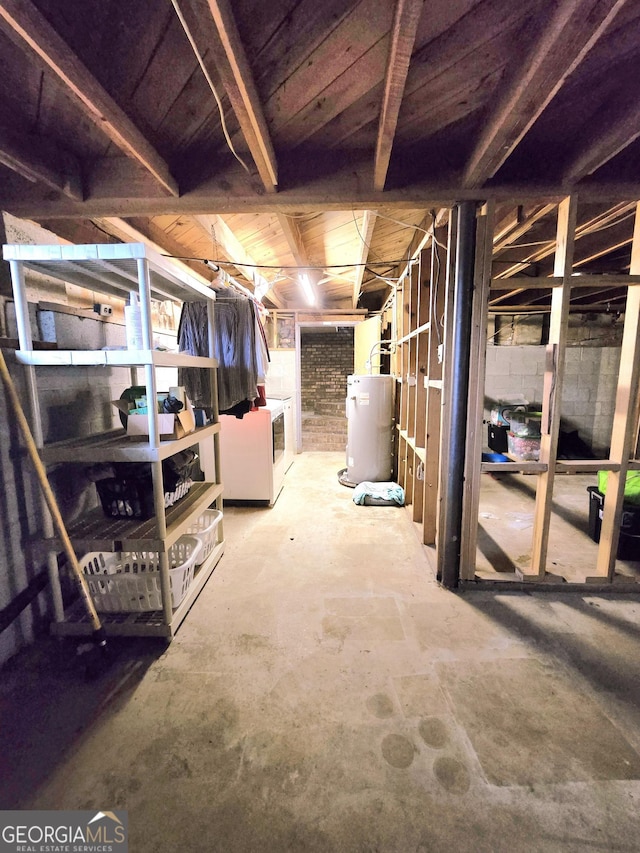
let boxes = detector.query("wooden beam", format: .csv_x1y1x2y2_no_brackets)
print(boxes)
524,195,578,579
277,213,308,269
435,213,458,573
490,274,640,290
564,92,640,182
173,0,277,192
494,202,636,280
194,213,284,307
0,0,178,196
92,217,216,289
591,202,640,580
352,210,376,308
373,0,423,191
493,204,557,251
277,213,315,304
0,124,82,200
7,155,640,219
462,0,628,188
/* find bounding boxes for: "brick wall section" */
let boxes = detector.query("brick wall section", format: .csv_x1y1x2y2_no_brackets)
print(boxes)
301,329,353,414
484,345,621,456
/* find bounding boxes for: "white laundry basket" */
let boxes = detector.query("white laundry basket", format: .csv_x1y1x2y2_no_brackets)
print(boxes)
184,509,223,566
81,536,202,612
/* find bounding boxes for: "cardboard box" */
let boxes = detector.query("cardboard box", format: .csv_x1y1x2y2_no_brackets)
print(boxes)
112,397,196,439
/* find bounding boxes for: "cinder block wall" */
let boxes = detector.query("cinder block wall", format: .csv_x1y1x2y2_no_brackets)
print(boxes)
0,308,139,667
484,345,621,455
300,329,353,415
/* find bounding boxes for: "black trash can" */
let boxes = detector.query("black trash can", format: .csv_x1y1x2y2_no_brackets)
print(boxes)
587,486,640,559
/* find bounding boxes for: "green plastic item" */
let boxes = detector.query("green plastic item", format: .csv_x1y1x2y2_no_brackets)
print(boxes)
597,470,640,506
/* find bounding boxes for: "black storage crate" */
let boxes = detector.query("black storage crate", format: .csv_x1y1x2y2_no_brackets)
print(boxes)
96,476,156,519
587,486,640,560
488,424,509,453
95,451,197,519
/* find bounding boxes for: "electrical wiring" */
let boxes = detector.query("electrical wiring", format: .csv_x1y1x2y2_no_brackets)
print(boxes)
161,254,414,269
171,0,251,176
372,209,449,251
364,266,398,286
352,210,383,264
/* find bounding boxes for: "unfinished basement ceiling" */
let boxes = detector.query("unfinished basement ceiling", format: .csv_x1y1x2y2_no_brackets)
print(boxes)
0,0,639,311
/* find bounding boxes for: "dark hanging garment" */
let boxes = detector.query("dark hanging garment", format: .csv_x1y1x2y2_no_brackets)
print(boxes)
178,293,259,412
177,301,213,409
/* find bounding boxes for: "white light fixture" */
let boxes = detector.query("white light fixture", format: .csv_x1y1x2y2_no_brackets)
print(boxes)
299,273,316,305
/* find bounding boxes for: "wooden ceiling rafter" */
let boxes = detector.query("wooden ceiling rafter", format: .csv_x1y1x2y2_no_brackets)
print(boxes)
373,0,424,191
352,210,377,308
0,0,179,197
562,91,640,182
194,213,285,308
91,216,217,289
493,201,637,282
173,0,278,193
462,0,628,188
0,123,82,200
493,204,558,252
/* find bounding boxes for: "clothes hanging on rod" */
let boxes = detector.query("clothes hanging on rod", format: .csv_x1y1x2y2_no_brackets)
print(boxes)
178,290,269,417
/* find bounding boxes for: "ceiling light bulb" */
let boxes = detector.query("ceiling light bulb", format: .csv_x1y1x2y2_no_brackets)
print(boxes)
299,273,316,305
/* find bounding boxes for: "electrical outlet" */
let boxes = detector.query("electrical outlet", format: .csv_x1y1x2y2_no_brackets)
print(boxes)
94,303,113,317
437,343,444,363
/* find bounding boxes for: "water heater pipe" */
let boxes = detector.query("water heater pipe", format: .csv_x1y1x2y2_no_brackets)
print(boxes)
366,339,396,372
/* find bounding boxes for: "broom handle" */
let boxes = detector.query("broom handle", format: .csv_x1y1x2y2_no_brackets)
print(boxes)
0,349,102,632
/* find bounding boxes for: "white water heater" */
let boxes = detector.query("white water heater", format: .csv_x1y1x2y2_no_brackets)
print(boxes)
345,374,394,484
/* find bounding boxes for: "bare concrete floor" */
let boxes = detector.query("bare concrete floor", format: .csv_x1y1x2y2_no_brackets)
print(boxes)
3,452,640,851
476,471,640,582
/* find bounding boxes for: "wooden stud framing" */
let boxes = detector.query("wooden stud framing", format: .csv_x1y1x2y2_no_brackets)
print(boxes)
422,221,451,545
407,261,419,439
521,195,578,579
435,212,459,580
589,202,640,581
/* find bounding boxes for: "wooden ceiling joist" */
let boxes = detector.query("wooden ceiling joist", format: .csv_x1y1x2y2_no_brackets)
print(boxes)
352,210,377,307
92,216,216,289
194,213,285,307
172,0,278,193
563,93,640,183
373,0,423,191
0,124,82,200
277,213,317,304
0,0,178,198
493,204,557,252
462,0,628,188
494,202,637,281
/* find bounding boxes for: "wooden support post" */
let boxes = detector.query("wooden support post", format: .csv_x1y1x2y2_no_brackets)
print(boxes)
422,220,451,544
415,251,429,451
460,201,495,580
436,212,459,576
407,261,419,439
589,201,640,581
521,196,577,580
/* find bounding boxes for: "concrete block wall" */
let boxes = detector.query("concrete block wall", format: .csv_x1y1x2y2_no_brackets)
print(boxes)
0,307,149,667
484,345,621,455
0,352,49,667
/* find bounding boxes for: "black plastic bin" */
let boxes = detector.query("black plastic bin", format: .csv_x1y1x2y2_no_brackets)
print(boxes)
488,424,509,453
587,486,640,560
